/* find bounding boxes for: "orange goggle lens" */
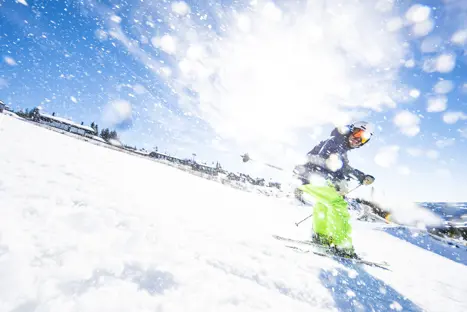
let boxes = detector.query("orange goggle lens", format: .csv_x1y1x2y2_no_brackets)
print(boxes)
351,129,370,144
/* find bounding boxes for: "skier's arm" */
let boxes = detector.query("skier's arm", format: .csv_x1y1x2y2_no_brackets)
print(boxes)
341,154,368,182
345,165,366,181
346,166,375,185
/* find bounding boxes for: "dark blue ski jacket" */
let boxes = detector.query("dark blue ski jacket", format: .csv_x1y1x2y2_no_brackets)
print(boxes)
296,127,366,183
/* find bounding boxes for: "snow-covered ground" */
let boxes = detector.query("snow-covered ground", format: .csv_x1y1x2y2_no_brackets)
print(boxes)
1,115,466,312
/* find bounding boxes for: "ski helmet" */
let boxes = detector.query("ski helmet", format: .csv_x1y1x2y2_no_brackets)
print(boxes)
348,121,374,147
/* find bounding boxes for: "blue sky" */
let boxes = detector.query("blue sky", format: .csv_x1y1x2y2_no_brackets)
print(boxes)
1,0,467,201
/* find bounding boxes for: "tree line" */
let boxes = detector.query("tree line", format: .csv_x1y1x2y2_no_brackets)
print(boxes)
90,122,118,140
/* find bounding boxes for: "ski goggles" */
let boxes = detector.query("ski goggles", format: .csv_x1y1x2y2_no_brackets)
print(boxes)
350,128,371,144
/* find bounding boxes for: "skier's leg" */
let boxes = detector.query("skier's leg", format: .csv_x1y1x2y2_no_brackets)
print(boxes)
298,183,353,250
312,201,331,243
326,195,353,249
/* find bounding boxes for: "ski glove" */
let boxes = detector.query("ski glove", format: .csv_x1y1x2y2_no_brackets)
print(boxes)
361,175,375,185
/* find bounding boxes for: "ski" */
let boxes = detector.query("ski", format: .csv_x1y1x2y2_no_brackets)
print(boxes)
284,244,391,270
273,235,390,270
272,234,326,249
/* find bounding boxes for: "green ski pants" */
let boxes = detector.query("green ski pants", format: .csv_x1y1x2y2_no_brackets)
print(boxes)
298,183,353,249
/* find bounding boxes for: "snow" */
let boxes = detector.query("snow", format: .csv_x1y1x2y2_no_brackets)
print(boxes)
152,35,177,55
171,1,190,16
95,29,108,41
386,18,403,32
102,100,132,128
15,0,28,6
1,115,467,311
108,138,122,147
109,0,407,162
91,135,106,143
393,111,420,137
433,80,454,94
435,54,456,73
409,89,420,98
375,0,395,13
405,5,431,24
374,146,400,168
133,84,147,95
451,29,467,45
404,59,415,68
3,56,17,66
427,96,448,112
110,15,122,24
1,111,22,119
412,19,434,37
442,111,467,124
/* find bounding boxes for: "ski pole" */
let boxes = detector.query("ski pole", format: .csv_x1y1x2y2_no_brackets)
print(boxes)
241,154,284,171
344,183,362,197
295,214,313,226
294,183,363,227
264,162,284,171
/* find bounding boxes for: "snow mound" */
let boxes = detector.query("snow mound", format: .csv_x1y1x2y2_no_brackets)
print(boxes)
0,115,466,311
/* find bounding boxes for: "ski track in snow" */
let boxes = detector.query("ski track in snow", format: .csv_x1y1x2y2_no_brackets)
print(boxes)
0,115,466,312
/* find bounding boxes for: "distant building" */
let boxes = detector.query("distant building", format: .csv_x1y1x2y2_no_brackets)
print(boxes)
227,172,241,181
149,151,189,165
0,100,5,113
148,151,218,175
37,110,97,136
191,162,219,176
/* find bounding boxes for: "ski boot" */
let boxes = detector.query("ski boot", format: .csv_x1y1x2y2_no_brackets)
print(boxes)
331,246,360,260
312,233,360,259
311,233,334,246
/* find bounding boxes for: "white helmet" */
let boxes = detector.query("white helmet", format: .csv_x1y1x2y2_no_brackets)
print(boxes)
348,121,374,146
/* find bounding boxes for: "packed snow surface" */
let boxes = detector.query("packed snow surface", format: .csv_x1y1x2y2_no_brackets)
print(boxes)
1,115,467,311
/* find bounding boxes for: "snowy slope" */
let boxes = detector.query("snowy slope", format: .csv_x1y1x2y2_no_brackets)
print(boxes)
1,115,466,312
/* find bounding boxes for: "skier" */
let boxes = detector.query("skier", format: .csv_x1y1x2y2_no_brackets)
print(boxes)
293,121,376,258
